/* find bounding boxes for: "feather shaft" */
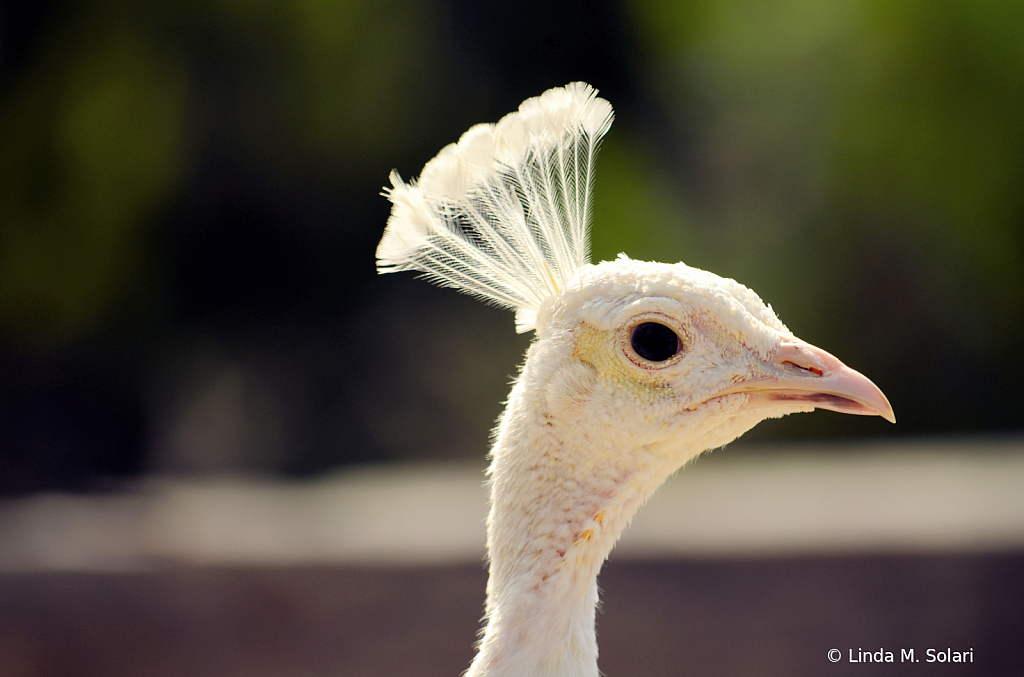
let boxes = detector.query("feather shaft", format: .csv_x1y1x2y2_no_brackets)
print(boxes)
377,83,614,332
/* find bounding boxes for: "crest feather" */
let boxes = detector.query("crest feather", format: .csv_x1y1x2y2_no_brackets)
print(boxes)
377,82,614,332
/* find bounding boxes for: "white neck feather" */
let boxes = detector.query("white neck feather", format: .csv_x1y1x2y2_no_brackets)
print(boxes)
466,340,694,677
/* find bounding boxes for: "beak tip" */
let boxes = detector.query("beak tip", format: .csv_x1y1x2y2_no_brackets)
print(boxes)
873,392,896,425
859,385,895,424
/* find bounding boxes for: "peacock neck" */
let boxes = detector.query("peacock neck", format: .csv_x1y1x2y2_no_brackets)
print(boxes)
466,343,681,677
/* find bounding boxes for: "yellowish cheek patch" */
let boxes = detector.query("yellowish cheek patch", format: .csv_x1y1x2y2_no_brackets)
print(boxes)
572,322,671,402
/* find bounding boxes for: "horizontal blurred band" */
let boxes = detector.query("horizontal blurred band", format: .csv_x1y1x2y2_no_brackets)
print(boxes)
1,436,1023,572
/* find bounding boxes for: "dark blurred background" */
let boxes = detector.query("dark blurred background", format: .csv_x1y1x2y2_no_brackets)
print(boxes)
2,0,1022,494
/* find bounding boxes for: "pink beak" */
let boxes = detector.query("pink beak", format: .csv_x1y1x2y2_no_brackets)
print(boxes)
720,340,896,423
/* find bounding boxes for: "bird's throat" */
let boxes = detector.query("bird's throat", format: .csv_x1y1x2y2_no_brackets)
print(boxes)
467,371,680,677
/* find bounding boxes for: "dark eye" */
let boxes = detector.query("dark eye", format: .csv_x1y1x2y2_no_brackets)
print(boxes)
630,322,680,362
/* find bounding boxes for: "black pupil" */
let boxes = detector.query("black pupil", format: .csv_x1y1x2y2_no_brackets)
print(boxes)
631,322,679,362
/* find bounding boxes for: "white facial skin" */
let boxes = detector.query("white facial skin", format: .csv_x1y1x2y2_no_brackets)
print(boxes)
535,257,890,460
469,257,893,677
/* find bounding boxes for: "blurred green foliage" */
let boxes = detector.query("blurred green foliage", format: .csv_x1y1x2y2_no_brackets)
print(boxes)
1,28,184,342
2,0,446,343
0,0,1021,486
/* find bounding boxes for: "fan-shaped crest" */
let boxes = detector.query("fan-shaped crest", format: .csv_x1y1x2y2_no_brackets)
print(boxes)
377,82,614,332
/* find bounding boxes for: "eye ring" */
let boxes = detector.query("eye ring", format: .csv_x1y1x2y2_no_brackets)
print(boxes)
619,313,688,368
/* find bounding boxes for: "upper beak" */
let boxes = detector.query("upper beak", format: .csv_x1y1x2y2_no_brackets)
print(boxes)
719,340,896,423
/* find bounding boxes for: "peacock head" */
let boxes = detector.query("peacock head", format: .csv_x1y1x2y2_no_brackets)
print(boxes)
379,83,896,677
378,82,893,462
534,255,894,459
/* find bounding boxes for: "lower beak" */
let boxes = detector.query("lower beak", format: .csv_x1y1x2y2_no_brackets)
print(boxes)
720,340,896,423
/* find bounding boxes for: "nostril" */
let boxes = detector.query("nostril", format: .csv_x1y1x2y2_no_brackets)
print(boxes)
782,360,823,377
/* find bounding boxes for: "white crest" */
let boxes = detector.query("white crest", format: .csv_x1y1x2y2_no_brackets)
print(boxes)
377,82,614,332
